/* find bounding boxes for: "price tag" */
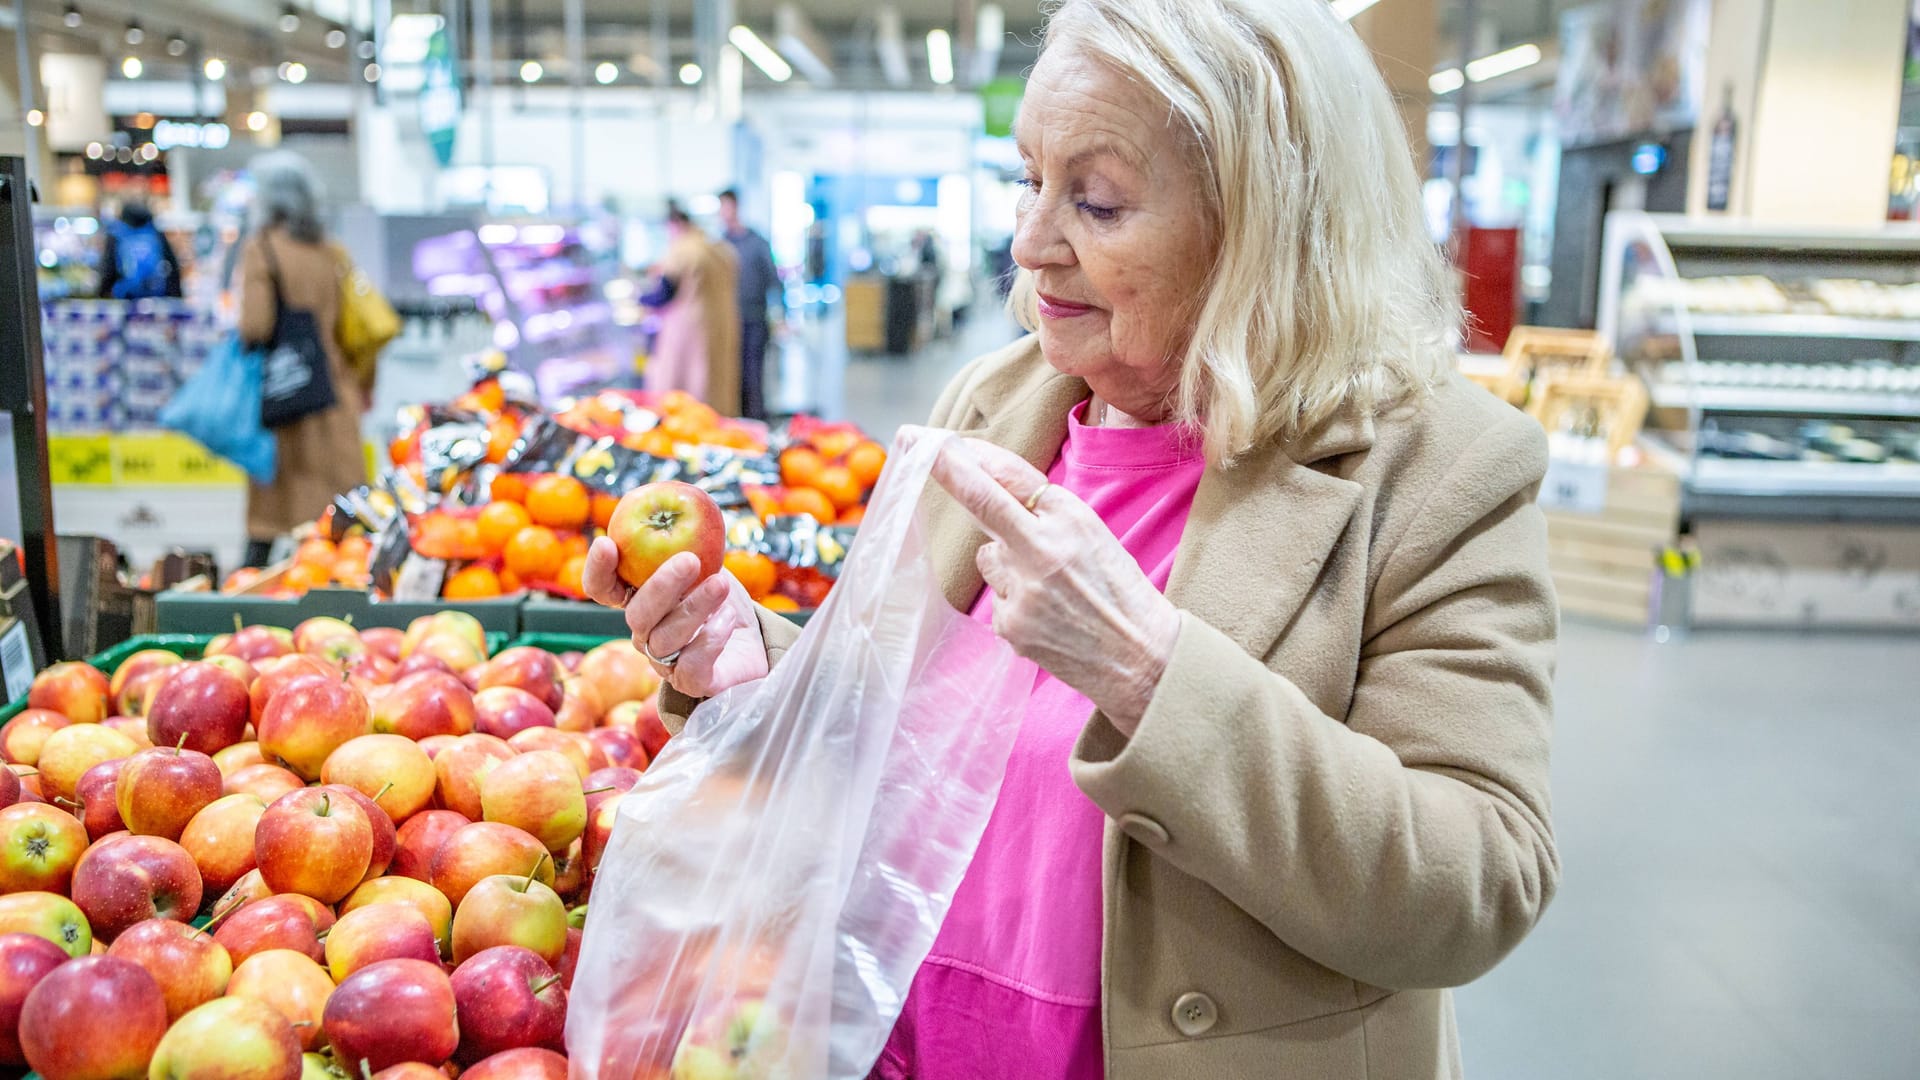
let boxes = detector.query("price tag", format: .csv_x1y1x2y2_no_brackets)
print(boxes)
0,621,35,701
392,555,448,602
112,434,245,486
46,434,113,485
1538,457,1610,514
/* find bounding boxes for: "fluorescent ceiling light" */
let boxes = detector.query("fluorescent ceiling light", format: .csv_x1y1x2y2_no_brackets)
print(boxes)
204,57,227,81
971,4,1004,85
121,56,143,78
1431,43,1543,95
775,4,834,85
926,28,953,86
1465,43,1542,83
728,25,792,82
679,62,703,85
875,7,910,88
520,60,543,82
1331,0,1382,19
595,61,618,84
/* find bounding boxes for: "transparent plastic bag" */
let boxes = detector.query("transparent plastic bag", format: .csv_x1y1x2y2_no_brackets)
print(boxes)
567,427,1035,1080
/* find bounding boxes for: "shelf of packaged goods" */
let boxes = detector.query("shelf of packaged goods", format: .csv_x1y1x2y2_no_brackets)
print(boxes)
1687,458,1920,499
1648,384,1920,418
1653,312,1920,341
1640,214,1920,253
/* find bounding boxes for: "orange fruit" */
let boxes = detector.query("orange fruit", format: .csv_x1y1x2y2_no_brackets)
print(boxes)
837,504,867,527
504,525,566,581
590,493,619,530
498,567,523,593
815,465,862,512
557,555,587,595
388,431,417,466
744,488,781,521
723,551,778,600
282,562,328,593
561,532,590,560
780,447,825,490
331,556,366,585
460,380,505,414
661,412,708,443
845,441,886,488
782,487,835,523
477,501,533,555
812,430,860,459
294,538,336,568
635,429,677,458
526,475,591,529
486,417,521,464
660,390,699,414
761,594,801,612
491,472,528,505
337,535,371,561
444,565,502,599
453,519,484,558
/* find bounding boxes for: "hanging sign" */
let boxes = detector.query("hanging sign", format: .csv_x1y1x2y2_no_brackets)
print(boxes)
419,27,462,167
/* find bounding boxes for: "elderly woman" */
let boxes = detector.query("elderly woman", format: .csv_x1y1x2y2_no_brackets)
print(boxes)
584,0,1557,1077
236,151,369,567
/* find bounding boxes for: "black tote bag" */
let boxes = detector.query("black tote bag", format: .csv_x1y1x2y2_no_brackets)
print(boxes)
257,233,338,429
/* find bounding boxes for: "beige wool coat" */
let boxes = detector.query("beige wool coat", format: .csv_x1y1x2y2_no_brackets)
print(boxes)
663,335,1559,1079
237,227,369,540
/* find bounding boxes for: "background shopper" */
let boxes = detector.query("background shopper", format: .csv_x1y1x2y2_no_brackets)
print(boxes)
642,202,741,416
718,187,781,420
234,151,368,568
96,201,183,300
586,1,1558,1077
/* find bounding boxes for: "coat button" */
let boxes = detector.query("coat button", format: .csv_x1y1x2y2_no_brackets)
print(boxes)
1117,813,1169,846
1172,991,1218,1037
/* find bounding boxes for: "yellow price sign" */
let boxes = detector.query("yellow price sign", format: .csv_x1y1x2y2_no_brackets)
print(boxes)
47,434,113,485
112,434,245,486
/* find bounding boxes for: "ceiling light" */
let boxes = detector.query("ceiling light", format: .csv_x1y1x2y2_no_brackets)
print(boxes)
595,61,618,84
124,20,143,44
1330,0,1383,18
875,7,909,88
519,60,543,82
363,62,381,82
1429,68,1464,94
325,28,346,49
85,142,103,159
166,35,187,56
283,61,307,83
678,62,702,85
63,5,80,29
25,110,43,127
1465,43,1542,83
728,25,791,82
357,39,376,59
121,56,143,79
116,147,133,163
926,28,953,85
774,4,835,85
279,6,300,33
246,111,269,132
204,57,226,80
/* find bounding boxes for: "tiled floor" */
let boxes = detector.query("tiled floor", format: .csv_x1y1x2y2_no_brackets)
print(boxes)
796,303,1920,1079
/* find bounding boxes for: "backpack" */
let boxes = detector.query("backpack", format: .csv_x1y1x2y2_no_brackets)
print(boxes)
110,222,169,299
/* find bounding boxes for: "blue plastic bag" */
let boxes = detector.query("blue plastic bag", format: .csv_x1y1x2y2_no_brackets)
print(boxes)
158,333,277,484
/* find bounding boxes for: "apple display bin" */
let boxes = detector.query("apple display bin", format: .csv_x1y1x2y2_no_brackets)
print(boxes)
154,587,523,637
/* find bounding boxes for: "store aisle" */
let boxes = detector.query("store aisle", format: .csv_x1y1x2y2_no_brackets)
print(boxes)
1459,620,1920,1080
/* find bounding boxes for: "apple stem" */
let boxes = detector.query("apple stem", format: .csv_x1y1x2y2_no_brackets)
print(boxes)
315,927,330,942
233,613,243,634
531,974,562,995
319,790,331,817
582,785,615,796
12,768,35,777
373,780,395,802
527,851,551,890
174,733,188,755
202,892,249,932
289,1020,313,1028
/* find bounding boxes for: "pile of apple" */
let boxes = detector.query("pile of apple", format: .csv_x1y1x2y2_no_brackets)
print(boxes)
0,612,671,1080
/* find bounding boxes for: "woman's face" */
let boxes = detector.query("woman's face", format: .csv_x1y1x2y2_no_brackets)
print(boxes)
1013,43,1215,421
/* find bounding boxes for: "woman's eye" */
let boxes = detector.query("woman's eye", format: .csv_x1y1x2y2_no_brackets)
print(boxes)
1014,176,1039,193
1079,202,1118,222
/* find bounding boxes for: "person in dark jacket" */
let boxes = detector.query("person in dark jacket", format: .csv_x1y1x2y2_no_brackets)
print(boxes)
717,188,780,420
97,202,184,299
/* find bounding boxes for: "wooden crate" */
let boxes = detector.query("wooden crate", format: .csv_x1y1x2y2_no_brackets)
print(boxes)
1543,460,1682,626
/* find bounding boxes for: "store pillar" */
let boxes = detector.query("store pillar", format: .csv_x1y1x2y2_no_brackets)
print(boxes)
1691,0,1908,226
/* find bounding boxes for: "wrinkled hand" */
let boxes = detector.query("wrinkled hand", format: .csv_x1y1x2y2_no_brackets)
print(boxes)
931,437,1180,735
581,537,769,700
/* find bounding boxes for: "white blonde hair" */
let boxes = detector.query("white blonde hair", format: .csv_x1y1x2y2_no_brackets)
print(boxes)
1012,0,1456,462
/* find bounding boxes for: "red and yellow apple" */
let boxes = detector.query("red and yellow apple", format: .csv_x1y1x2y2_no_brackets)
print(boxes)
430,822,554,908
108,649,181,716
461,1047,569,1080
148,995,303,1080
0,931,71,1065
371,671,477,742
450,870,566,966
212,896,324,968
577,640,660,708
248,654,336,725
179,793,268,895
35,723,140,805
225,763,306,804
607,481,726,589
227,949,334,1052
105,916,233,1021
479,750,585,854
69,833,202,942
391,809,471,882
340,876,453,958
322,958,460,1075
0,709,70,767
0,891,91,956
474,648,567,713
27,662,111,724
257,674,371,782
323,734,436,823
116,744,223,841
146,661,253,755
435,735,516,821
449,945,566,1064
0,802,88,894
213,741,268,776
324,901,441,983
19,955,168,1080
474,686,557,741
253,787,373,904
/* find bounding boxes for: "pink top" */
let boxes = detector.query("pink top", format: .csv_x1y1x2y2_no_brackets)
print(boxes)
873,402,1206,1080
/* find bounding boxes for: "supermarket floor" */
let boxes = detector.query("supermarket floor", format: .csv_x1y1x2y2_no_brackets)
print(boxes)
799,307,1920,1080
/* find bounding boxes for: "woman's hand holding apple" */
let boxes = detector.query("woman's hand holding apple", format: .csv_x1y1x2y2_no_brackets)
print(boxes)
581,538,768,700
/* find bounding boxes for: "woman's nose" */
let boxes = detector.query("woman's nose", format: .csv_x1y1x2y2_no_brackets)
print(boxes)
1011,199,1074,272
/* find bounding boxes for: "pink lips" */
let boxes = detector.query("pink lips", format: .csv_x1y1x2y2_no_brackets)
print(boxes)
1037,293,1096,320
